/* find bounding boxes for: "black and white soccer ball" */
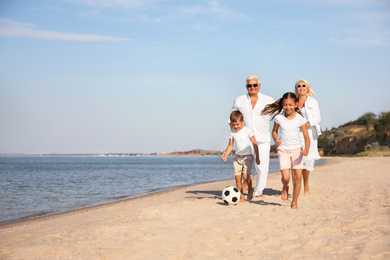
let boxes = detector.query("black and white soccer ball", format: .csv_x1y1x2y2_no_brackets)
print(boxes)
222,185,241,205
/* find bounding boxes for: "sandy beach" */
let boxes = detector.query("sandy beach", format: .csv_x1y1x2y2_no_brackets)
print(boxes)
0,157,389,259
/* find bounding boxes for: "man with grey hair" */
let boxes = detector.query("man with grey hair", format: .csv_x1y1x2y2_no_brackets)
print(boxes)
232,75,274,198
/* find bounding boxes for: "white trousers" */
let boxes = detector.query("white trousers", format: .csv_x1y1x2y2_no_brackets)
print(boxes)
254,142,271,196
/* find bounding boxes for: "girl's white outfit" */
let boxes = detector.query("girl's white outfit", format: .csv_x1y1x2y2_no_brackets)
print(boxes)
274,113,307,170
274,113,307,150
299,96,321,171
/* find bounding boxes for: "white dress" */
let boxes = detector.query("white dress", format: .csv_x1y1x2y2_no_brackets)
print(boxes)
299,96,321,171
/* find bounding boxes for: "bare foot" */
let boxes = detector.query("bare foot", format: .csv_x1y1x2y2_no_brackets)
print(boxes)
291,202,298,209
281,186,289,201
304,186,310,195
240,195,245,202
256,194,264,198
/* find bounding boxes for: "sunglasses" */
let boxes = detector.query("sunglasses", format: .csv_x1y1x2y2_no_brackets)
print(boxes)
246,84,258,88
297,84,307,88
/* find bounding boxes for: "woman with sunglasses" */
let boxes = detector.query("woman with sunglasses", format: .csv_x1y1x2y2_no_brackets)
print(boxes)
295,79,322,195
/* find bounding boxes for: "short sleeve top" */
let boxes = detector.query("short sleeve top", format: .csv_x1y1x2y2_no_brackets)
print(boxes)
229,126,254,155
274,112,307,150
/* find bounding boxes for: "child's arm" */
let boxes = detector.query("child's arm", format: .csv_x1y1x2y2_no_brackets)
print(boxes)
272,122,281,147
221,138,234,162
300,124,310,156
250,136,260,165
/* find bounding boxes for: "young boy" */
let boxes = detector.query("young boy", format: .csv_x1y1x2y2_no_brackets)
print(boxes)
221,110,260,202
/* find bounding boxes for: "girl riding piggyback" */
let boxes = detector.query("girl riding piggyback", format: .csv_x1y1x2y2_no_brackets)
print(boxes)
261,92,310,209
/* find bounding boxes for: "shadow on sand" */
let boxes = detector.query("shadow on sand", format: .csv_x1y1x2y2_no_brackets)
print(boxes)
262,188,282,196
185,188,283,207
185,190,221,199
249,200,283,206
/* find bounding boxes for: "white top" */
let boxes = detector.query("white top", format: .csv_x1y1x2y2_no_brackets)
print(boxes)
232,93,275,143
274,112,307,150
299,96,322,160
229,126,254,156
301,96,322,139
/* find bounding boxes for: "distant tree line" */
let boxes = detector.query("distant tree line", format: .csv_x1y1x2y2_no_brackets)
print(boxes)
338,111,390,137
318,111,390,155
373,111,390,137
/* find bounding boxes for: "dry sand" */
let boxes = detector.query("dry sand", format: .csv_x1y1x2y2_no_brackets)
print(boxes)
0,157,389,259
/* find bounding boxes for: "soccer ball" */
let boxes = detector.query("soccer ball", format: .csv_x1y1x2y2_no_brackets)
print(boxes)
222,185,241,205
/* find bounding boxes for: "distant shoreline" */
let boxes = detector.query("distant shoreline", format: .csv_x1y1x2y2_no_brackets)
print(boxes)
0,149,223,157
0,149,281,157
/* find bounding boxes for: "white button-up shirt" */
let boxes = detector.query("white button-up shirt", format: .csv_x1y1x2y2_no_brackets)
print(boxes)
232,93,275,143
302,96,322,139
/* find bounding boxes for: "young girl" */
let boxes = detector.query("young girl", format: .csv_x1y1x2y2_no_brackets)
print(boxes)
262,92,310,209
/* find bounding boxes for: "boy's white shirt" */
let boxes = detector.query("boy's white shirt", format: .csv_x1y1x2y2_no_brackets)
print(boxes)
229,126,254,156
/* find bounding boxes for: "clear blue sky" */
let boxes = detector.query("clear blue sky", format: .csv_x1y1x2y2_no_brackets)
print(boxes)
1,0,389,154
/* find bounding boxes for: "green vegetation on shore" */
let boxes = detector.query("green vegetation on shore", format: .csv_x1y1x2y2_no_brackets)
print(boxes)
318,111,390,156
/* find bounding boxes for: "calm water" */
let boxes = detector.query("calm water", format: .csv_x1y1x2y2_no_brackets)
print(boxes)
0,156,323,225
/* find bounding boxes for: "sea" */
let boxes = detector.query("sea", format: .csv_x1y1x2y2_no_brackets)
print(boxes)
0,156,324,225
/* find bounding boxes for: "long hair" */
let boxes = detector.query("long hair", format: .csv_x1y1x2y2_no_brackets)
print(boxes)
261,92,302,119
294,79,315,97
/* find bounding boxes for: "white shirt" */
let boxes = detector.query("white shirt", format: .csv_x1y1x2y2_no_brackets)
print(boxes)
274,112,307,150
232,93,275,143
229,126,254,156
302,96,322,139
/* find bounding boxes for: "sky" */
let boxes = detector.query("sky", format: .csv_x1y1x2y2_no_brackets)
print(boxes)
1,0,390,154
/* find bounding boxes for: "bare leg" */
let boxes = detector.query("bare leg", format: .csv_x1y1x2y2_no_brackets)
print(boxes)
280,169,290,201
243,174,253,200
291,169,302,209
302,169,310,194
242,176,248,192
235,175,245,202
